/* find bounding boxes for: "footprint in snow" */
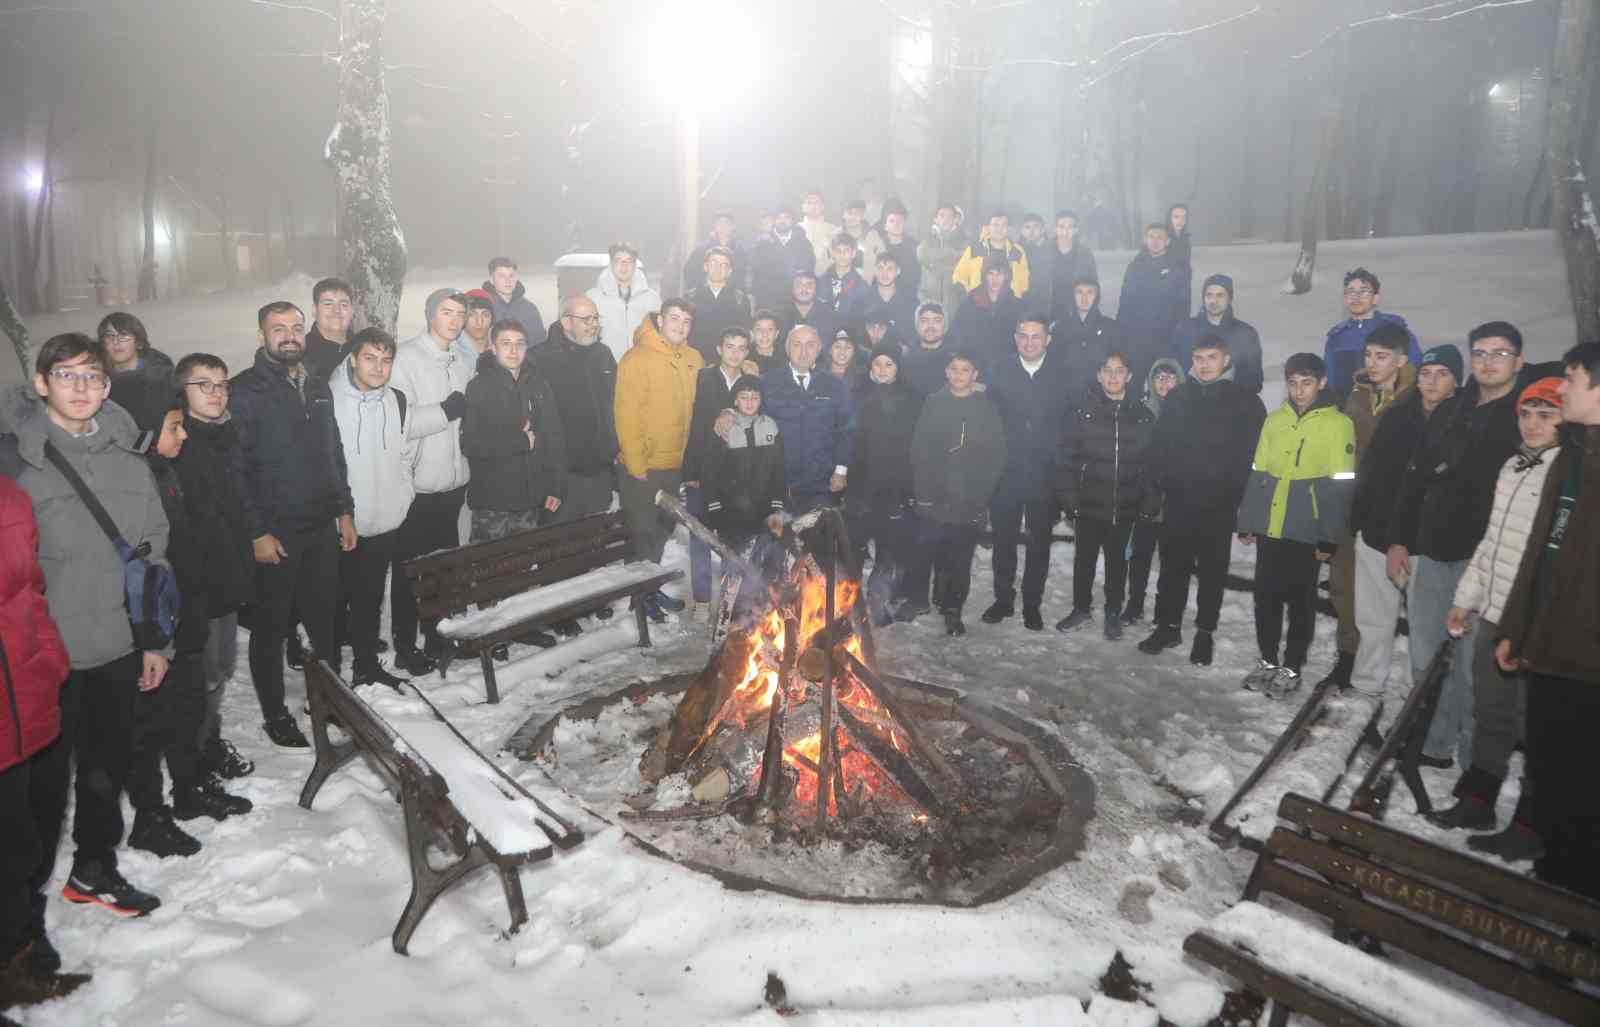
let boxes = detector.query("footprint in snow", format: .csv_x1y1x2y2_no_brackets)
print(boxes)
187,962,315,1026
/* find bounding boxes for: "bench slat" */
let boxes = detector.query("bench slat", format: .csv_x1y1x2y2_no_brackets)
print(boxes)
442,570,679,646
1256,860,1600,1026
1267,827,1600,984
1184,931,1399,1027
410,529,633,604
403,512,629,582
1277,793,1600,938
416,546,647,621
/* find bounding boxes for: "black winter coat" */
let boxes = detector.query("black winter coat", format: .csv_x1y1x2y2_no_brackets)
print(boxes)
461,353,567,513
682,366,741,484
901,344,954,401
1041,244,1100,325
703,416,785,540
1056,388,1158,525
950,286,1023,376
227,349,353,539
750,229,815,310
302,325,347,383
778,301,836,349
147,457,208,653
1348,390,1434,553
531,324,618,475
1169,312,1264,395
172,415,255,622
985,350,1076,480
1116,250,1190,379
1051,306,1118,394
687,284,752,363
849,380,917,514
1149,372,1266,528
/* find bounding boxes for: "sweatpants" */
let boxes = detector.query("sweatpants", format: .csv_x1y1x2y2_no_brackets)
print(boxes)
1253,537,1321,671
1525,674,1600,900
1327,529,1360,656
1456,618,1531,811
1071,517,1134,614
547,469,614,524
337,529,397,669
1154,523,1232,632
619,469,681,564
1349,534,1412,696
249,525,338,721
391,486,466,651
904,519,981,615
62,652,144,868
848,504,911,618
989,474,1054,610
0,734,70,959
197,612,237,750
1410,556,1474,766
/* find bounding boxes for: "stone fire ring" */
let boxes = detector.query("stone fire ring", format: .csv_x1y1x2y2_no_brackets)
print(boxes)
513,671,1097,907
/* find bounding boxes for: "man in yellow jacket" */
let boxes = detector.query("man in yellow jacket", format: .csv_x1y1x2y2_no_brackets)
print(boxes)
1236,352,1357,697
951,211,1030,299
614,299,704,616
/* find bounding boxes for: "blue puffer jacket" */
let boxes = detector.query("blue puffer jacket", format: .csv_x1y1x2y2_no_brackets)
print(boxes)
1323,312,1421,400
761,367,856,495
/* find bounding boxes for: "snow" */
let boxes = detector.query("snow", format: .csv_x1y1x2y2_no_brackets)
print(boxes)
436,561,672,639
6,233,1570,1026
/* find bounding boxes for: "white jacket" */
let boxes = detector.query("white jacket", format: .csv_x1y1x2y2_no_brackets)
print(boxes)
329,359,417,536
390,333,473,494
586,266,660,364
1453,447,1559,625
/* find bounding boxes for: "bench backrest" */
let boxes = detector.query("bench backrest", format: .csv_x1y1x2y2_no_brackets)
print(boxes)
1256,793,1600,1025
404,511,635,621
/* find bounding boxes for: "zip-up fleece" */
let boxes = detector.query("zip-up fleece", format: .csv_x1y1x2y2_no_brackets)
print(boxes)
1236,394,1356,545
329,359,417,536
1454,446,1558,624
391,332,473,494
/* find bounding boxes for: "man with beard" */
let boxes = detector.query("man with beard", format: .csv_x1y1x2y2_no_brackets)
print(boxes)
1170,274,1264,394
901,303,954,400
750,207,815,310
483,257,546,345
779,270,836,346
534,295,619,523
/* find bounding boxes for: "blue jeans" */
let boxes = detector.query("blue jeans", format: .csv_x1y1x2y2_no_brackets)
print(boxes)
686,486,713,603
1408,556,1474,766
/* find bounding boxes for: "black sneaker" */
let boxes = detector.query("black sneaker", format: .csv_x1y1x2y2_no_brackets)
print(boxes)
552,619,583,638
1103,611,1123,640
1054,608,1093,633
202,736,255,779
423,636,459,665
392,645,435,676
128,807,202,858
980,601,1013,624
263,712,311,753
62,860,161,917
1137,625,1183,655
942,610,966,636
25,926,60,975
1189,629,1214,666
1428,798,1495,831
491,643,512,663
518,627,559,649
173,775,253,821
1121,599,1146,626
594,607,615,621
1466,822,1544,862
1022,607,1044,631
286,634,305,671
651,590,686,613
893,600,930,623
0,941,91,1006
1319,650,1356,689
352,663,408,690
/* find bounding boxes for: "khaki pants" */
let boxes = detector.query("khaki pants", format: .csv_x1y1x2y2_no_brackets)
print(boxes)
1328,529,1360,655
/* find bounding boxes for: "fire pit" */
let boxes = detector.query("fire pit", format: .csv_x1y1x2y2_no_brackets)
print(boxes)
515,502,1095,905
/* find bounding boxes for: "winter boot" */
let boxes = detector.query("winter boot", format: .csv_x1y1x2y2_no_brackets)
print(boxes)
263,712,310,753
1103,611,1123,641
128,806,202,858
0,942,90,1009
1467,794,1544,862
352,661,407,690
1022,606,1044,631
1137,624,1183,654
893,599,930,623
392,645,435,677
552,619,583,638
1319,650,1356,690
1429,795,1497,831
1242,659,1278,692
24,920,59,976
980,600,1014,624
1054,608,1093,633
202,737,255,779
1189,630,1215,666
172,775,252,821
61,860,160,918
1121,598,1146,625
942,610,966,636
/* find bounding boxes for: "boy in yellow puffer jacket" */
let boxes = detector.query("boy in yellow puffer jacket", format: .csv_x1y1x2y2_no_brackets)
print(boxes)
1236,353,1357,697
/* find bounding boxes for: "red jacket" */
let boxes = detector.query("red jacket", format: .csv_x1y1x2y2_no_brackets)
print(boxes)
0,475,69,771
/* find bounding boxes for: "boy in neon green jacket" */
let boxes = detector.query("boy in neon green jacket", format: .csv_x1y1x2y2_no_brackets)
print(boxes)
1236,353,1357,697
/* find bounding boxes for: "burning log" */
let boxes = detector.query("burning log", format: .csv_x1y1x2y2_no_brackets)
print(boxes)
751,611,800,822
835,704,944,815
814,531,839,832
840,650,960,793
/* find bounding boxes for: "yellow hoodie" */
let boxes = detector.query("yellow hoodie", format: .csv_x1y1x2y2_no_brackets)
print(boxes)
614,313,705,476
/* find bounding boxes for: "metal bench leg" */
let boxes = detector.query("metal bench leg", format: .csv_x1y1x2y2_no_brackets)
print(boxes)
480,649,500,705
634,600,652,648
298,671,358,810
392,771,491,955
1266,999,1290,1027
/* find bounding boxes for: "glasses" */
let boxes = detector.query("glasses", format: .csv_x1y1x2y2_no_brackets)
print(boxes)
1343,287,1375,298
563,314,600,326
48,368,108,389
100,332,137,344
1470,349,1518,363
184,379,231,395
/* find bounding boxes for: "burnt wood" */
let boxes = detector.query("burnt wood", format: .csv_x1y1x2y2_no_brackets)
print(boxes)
1188,792,1600,1027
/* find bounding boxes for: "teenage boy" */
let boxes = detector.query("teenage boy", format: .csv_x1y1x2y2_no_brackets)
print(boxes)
750,311,785,374
819,233,866,315
842,252,917,345
483,256,546,344
1123,358,1184,624
303,277,355,380
329,328,416,689
1235,354,1356,697
1322,268,1421,400
1052,279,1118,393
901,303,953,400
687,245,752,363
462,320,567,542
588,243,661,362
0,333,171,916
1116,223,1189,385
1494,343,1600,899
458,288,497,364
951,210,1030,299
1055,351,1157,640
701,376,785,549
1429,377,1563,856
1169,274,1264,394
902,351,1007,635
682,328,754,619
1139,334,1266,665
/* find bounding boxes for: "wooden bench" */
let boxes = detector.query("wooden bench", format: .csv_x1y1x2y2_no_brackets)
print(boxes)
403,511,682,703
1185,793,1600,1026
298,657,583,954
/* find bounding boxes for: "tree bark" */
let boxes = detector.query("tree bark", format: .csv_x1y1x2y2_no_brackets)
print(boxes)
1287,113,1342,296
139,97,160,302
334,0,408,335
28,104,56,313
218,180,236,289
1550,0,1600,342
0,276,28,379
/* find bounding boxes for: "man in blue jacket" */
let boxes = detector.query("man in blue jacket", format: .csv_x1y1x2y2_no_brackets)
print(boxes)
1116,223,1189,386
1323,268,1421,400
760,325,856,513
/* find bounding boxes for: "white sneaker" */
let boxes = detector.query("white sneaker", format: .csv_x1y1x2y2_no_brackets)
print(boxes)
1242,659,1278,691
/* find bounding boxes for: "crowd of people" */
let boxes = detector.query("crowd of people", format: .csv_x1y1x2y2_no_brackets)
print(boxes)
2,193,1599,1011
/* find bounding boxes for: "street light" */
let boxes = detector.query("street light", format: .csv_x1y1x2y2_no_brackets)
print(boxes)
21,168,43,193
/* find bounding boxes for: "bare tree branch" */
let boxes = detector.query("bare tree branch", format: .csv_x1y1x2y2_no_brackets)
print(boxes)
948,4,1262,72
241,0,336,23
1290,0,1548,60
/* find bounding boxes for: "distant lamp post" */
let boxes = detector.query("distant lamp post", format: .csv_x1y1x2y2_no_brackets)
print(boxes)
653,3,757,268
22,168,43,194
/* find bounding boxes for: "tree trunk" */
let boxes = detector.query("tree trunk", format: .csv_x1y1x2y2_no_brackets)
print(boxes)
218,180,236,288
29,104,56,312
1287,113,1343,295
1550,0,1600,342
41,182,58,314
334,0,408,335
0,276,28,378
139,97,159,302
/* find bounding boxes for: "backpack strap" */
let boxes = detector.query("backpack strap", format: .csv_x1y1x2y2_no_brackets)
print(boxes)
392,387,407,429
42,441,141,559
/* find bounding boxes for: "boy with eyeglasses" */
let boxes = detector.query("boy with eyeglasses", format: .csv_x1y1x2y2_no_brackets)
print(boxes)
1321,268,1422,401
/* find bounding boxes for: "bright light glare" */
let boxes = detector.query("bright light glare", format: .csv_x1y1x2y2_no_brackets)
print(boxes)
651,2,758,111
1488,81,1506,100
22,168,43,192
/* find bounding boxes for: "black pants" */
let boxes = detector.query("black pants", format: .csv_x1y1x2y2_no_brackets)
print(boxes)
336,528,397,669
1526,674,1600,900
62,652,143,868
129,647,208,809
249,525,338,720
1126,520,1161,609
1253,537,1320,670
1072,518,1134,614
391,487,466,651
848,504,911,617
905,518,981,614
989,474,1054,609
0,733,70,959
1154,523,1233,633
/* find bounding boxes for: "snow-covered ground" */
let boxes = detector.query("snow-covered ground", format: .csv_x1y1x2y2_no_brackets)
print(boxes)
7,232,1578,1026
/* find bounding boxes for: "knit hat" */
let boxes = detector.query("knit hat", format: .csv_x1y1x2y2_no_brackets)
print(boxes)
731,375,763,400
868,342,901,373
424,287,465,323
1202,273,1234,300
462,288,495,313
1418,344,1463,382
1518,376,1564,412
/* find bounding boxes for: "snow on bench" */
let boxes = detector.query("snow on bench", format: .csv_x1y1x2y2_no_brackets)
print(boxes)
1204,902,1505,1026
394,717,554,854
438,560,671,640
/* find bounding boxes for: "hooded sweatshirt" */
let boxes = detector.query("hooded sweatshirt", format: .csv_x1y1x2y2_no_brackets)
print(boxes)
329,357,417,536
1169,273,1264,394
483,278,547,347
614,313,705,476
587,265,662,364
390,331,474,494
1142,358,1185,420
